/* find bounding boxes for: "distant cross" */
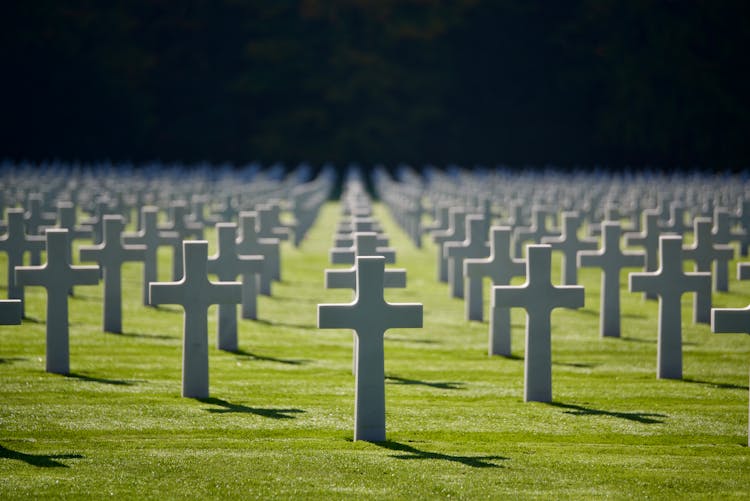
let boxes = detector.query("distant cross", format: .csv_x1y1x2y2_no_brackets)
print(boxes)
150,241,241,398
0,299,22,325
513,206,557,258
734,198,750,256
330,232,396,265
236,211,279,296
433,208,468,282
334,232,389,249
80,215,146,333
16,229,100,374
662,202,689,235
160,201,204,279
683,217,734,323
123,206,181,305
578,222,645,338
445,215,489,299
713,207,744,249
318,256,422,442
55,201,94,296
422,204,450,236
625,209,669,300
541,211,597,285
207,223,263,350
464,227,526,355
24,193,56,265
256,202,293,243
0,209,45,315
629,236,711,379
492,245,584,402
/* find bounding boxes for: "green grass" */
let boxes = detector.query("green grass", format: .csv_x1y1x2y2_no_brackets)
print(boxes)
1,201,749,499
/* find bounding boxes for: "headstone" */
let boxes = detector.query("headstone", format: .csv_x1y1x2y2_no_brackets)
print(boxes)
492,245,585,402
629,236,711,379
207,223,264,349
79,216,146,333
541,211,597,285
318,256,422,442
625,209,667,300
236,211,279,296
160,200,204,280
330,232,396,265
15,229,100,374
578,222,645,338
433,208,467,283
149,241,242,398
464,227,525,355
0,209,45,315
444,215,489,299
24,193,56,265
0,299,22,325
513,206,557,258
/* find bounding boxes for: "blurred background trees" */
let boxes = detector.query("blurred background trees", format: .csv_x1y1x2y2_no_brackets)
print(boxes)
1,0,748,169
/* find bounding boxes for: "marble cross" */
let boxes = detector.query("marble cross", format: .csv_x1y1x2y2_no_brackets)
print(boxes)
80,215,146,333
444,215,489,299
464,227,525,355
0,209,45,315
207,223,264,349
123,206,181,306
433,208,468,283
629,236,711,379
236,211,279,295
578,222,645,338
541,211,597,285
160,201,204,280
318,256,422,442
492,245,584,402
150,241,242,398
625,209,668,300
513,206,557,258
330,232,396,265
16,229,100,374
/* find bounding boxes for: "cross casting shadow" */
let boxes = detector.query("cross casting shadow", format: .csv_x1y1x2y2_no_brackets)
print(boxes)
549,402,666,424
254,318,316,330
232,348,309,365
65,372,138,386
0,444,83,468
197,397,305,419
0,357,28,364
374,441,508,468
683,378,749,391
386,375,465,390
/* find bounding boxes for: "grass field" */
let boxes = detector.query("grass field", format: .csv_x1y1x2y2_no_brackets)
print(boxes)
1,201,749,499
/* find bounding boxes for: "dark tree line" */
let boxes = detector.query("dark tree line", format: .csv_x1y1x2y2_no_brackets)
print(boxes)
1,1,748,169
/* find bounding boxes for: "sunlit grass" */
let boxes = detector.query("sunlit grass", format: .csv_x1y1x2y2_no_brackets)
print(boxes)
1,201,749,499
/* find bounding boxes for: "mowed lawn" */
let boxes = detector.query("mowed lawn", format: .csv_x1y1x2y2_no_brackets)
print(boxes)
1,201,749,499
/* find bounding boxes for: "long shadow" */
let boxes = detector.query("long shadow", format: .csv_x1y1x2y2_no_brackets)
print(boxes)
0,357,28,364
385,336,439,345
0,444,83,468
683,378,749,391
197,397,304,419
375,441,508,468
549,402,666,424
254,318,316,330
66,372,138,386
620,336,656,344
386,375,465,390
232,348,309,366
553,361,598,369
118,331,176,341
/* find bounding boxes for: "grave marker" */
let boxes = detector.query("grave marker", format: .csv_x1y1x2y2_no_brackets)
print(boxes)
433,208,467,283
541,211,597,285
445,215,489,299
236,211,279,296
0,209,45,315
625,209,667,300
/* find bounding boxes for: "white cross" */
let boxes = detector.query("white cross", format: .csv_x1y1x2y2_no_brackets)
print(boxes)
236,211,279,295
330,232,396,265
541,211,597,285
16,229,100,374
445,215,488,299
465,227,526,356
318,256,422,442
578,222,645,338
160,201,204,280
433,208,467,282
149,241,241,398
629,235,711,379
513,206,557,258
0,209,45,316
492,245,584,402
625,209,669,300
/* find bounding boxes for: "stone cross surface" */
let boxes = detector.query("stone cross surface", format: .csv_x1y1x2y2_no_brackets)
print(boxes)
318,256,423,442
207,223,263,349
433,208,467,283
80,215,146,333
513,206,557,258
444,215,488,299
464,227,526,356
0,209,45,315
492,245,584,402
629,236,711,380
16,229,100,374
236,211,279,296
160,201,204,280
578,222,645,338
540,211,597,285
625,209,667,300
123,206,181,306
330,232,396,265
149,241,241,398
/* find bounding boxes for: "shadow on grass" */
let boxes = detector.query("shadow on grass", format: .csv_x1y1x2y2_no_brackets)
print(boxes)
620,336,656,344
118,331,177,341
549,402,666,424
553,361,598,369
386,375,465,390
385,336,439,345
66,372,139,386
683,378,749,391
375,441,508,468
254,318,316,330
0,357,28,364
0,444,83,468
21,315,44,324
197,397,304,419
232,348,309,365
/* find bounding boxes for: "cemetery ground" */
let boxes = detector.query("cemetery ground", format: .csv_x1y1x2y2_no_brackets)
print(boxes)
1,202,749,499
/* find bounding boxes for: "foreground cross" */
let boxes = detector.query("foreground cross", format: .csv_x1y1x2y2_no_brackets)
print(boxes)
629,236,711,379
492,245,584,402
318,256,422,442
16,229,100,374
150,241,241,398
